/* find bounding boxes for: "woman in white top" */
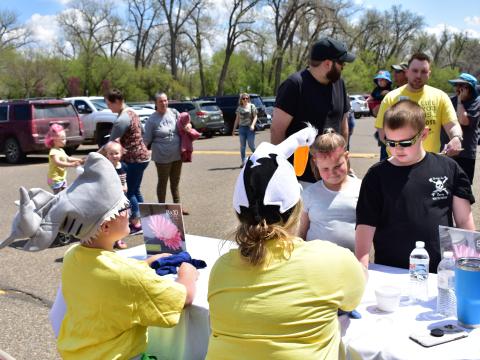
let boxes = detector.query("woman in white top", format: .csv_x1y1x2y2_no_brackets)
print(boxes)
298,129,361,252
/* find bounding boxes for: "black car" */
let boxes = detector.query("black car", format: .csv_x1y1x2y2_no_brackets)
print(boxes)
196,94,271,134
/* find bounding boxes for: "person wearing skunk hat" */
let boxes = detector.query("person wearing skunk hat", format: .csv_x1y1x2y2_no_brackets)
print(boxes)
206,126,365,359
1,152,197,359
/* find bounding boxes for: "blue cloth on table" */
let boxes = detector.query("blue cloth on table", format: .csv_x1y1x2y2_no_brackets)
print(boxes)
150,251,207,276
338,309,362,319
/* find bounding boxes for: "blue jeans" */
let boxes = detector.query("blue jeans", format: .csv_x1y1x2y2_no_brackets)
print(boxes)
126,161,149,219
238,125,255,163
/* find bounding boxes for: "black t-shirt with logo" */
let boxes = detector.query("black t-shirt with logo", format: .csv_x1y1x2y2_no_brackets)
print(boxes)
356,153,474,272
276,69,350,182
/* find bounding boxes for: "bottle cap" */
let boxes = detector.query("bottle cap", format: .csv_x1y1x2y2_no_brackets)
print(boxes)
415,241,425,248
443,251,454,258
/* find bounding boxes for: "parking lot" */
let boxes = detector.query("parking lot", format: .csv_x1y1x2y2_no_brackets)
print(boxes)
1,117,479,359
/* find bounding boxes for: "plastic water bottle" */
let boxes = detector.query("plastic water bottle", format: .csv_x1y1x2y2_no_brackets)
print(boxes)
437,251,456,317
409,241,430,302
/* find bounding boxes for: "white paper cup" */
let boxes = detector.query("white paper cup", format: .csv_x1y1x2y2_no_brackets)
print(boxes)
375,285,401,312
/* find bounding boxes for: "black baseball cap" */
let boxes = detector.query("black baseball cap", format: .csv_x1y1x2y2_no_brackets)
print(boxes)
310,37,355,63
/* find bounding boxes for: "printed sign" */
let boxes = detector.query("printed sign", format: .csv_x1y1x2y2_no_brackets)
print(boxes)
139,203,186,255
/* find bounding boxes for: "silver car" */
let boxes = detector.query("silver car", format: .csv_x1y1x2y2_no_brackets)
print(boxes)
349,95,370,119
168,100,225,138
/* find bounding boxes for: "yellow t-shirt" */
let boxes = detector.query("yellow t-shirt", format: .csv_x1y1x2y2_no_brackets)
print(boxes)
48,147,67,184
207,238,365,360
58,244,186,360
375,85,458,152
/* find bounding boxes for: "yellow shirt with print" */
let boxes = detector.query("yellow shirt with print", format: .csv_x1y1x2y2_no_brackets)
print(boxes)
58,244,186,360
48,147,67,183
207,238,366,360
375,84,458,153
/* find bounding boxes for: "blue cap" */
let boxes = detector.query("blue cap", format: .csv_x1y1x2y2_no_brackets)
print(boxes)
448,73,478,96
374,70,392,84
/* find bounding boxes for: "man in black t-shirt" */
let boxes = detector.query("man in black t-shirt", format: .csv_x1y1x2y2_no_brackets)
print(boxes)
271,37,354,183
355,100,475,273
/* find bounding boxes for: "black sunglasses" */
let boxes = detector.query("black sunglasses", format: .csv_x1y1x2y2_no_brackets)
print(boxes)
241,97,249,100
384,131,422,148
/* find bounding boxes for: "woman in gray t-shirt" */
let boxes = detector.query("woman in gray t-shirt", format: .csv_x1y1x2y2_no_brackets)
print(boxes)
143,92,190,215
232,93,257,167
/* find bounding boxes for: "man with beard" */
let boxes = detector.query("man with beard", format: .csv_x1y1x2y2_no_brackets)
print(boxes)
271,37,354,184
375,53,463,156
391,62,408,87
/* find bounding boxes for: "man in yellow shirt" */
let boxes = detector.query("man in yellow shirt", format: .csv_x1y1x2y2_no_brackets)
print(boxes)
376,53,463,157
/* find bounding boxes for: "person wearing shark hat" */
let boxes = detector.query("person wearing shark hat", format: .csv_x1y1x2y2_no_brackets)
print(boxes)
206,126,365,360
1,152,197,359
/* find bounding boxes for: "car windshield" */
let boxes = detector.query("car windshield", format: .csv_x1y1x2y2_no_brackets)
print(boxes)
200,103,220,111
263,100,275,107
91,98,108,111
34,104,77,118
250,97,263,107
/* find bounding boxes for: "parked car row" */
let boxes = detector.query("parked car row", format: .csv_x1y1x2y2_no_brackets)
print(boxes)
196,94,272,133
0,94,276,164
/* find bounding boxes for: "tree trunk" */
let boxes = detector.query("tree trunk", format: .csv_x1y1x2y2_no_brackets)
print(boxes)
217,51,232,96
273,54,283,95
170,36,178,79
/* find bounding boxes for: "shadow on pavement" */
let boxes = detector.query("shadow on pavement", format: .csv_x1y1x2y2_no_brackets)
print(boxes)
208,166,241,171
0,156,48,167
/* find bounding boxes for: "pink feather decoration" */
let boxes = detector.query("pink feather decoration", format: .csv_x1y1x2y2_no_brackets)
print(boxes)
143,214,183,250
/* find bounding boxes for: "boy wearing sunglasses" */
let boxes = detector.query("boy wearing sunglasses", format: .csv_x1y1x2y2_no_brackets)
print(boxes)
355,100,475,273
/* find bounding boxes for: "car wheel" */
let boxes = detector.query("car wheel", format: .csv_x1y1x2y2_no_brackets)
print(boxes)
354,113,361,119
205,131,213,138
4,138,26,164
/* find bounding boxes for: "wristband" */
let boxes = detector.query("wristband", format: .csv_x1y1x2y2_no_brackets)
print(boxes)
452,135,463,142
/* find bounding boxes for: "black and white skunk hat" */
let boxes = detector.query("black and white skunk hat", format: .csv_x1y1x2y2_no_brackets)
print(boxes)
233,125,317,225
0,152,128,251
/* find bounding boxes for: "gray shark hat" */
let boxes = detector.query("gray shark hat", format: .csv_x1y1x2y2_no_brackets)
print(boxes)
1,152,129,251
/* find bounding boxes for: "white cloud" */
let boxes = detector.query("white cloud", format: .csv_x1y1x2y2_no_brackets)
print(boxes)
426,23,480,39
26,13,60,47
425,24,480,39
56,0,72,5
465,16,480,26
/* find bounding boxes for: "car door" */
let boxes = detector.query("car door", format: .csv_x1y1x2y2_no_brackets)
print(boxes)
0,104,8,147
74,100,95,139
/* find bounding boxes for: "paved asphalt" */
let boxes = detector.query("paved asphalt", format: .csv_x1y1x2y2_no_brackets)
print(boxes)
0,117,479,359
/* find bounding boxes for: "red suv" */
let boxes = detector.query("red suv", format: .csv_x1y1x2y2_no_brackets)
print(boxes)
0,99,84,163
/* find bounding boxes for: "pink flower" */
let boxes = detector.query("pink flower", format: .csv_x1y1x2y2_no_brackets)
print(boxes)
143,214,183,250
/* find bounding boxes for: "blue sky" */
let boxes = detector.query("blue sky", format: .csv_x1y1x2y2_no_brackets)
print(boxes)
5,0,480,46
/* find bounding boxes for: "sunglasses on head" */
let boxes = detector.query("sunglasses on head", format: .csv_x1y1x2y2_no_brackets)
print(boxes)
384,130,422,148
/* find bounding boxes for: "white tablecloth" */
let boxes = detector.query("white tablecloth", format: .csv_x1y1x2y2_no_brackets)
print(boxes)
51,239,480,360
342,264,480,360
